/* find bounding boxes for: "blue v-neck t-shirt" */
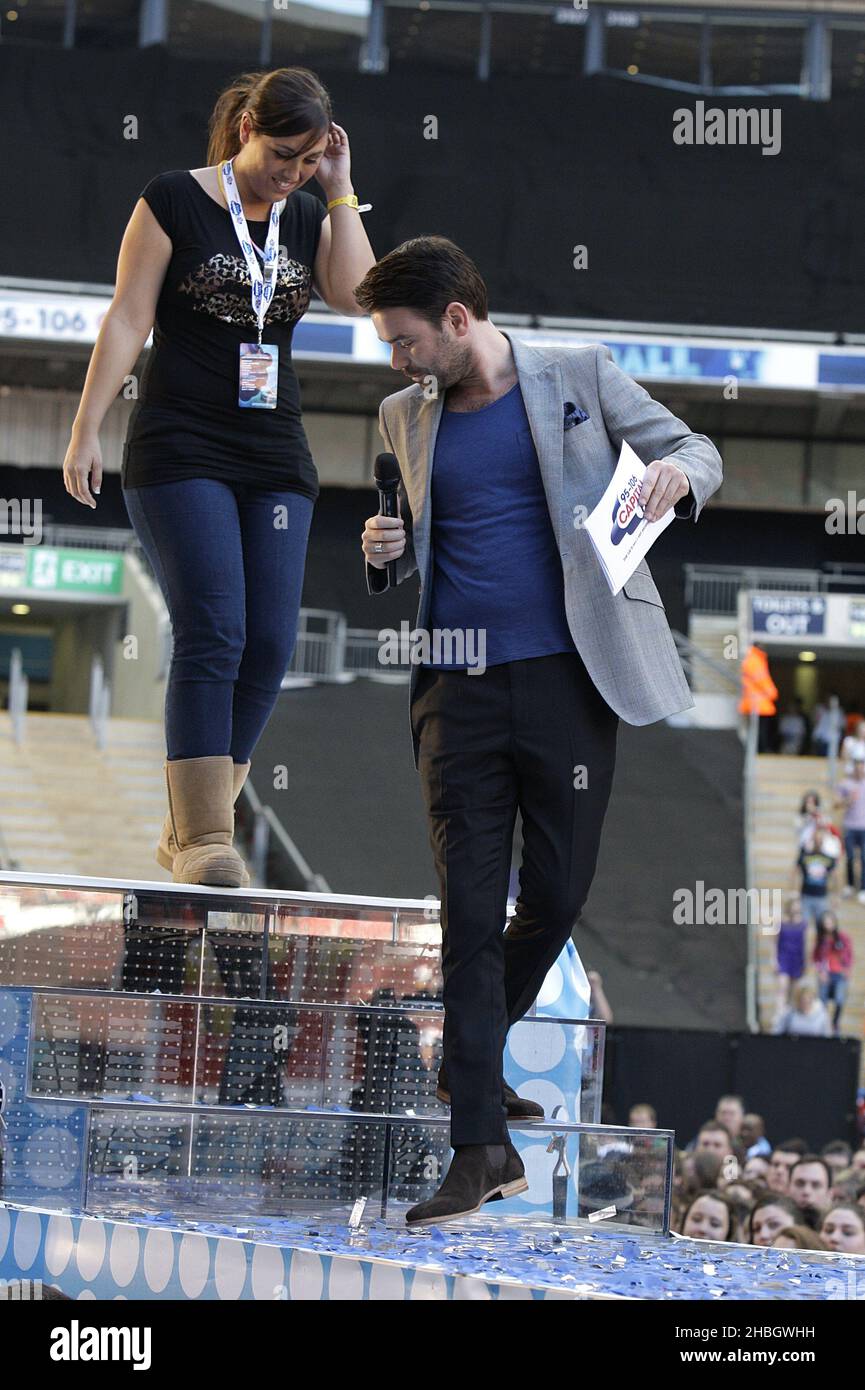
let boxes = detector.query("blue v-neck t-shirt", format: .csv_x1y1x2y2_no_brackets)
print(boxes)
426,382,577,670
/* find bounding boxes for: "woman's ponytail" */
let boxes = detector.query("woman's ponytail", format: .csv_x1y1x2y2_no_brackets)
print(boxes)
206,71,261,167
206,67,332,167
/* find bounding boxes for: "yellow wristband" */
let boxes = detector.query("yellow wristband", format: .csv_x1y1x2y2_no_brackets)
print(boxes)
326,194,372,213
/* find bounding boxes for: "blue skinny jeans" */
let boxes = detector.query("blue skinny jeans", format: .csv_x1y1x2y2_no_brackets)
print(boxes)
123,478,313,762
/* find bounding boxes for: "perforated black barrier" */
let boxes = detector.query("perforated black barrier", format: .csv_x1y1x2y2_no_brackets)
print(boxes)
1,46,863,333
604,1026,862,1150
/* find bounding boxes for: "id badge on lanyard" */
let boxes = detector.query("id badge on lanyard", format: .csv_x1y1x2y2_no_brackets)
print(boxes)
217,160,285,410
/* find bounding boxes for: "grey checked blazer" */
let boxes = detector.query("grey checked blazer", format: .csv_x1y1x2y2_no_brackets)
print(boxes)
365,333,723,769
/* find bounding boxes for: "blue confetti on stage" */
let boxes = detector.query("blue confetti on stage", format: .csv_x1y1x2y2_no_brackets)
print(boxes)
86,1203,862,1300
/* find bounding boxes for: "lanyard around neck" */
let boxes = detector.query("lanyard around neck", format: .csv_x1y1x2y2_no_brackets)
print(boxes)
216,159,285,343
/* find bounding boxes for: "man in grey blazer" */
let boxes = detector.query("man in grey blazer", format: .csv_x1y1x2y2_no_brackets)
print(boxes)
354,237,722,1227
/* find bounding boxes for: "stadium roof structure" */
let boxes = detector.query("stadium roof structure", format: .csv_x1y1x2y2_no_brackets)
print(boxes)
3,0,863,101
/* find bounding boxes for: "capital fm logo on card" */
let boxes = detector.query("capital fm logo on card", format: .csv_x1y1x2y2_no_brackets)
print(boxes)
610,473,644,545
584,440,674,595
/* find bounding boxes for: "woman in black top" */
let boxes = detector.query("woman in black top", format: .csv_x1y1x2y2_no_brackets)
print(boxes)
62,68,375,886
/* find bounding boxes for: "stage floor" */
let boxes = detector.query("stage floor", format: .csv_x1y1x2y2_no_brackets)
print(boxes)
2,1201,861,1301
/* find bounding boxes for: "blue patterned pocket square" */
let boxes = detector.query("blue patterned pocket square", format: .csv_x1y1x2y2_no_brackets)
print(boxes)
563,401,590,431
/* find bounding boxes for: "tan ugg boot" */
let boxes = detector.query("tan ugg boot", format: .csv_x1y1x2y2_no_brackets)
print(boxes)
156,760,250,882
165,756,249,887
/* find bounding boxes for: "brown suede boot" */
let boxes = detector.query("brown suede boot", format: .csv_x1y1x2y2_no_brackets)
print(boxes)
165,756,249,888
156,759,250,885
405,1142,527,1227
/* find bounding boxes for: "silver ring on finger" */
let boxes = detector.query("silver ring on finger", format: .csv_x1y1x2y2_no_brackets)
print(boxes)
374,542,383,553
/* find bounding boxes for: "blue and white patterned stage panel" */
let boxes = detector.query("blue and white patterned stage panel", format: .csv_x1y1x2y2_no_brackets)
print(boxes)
2,1203,862,1301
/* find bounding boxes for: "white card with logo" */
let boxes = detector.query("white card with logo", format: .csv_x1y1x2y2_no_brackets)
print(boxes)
583,439,676,596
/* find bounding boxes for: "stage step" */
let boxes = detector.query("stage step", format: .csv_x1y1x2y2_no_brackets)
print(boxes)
0,870,676,1235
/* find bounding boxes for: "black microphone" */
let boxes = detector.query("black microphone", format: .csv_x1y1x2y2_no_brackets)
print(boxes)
374,452,401,589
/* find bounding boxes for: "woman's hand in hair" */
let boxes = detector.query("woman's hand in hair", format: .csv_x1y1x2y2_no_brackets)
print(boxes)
316,122,353,199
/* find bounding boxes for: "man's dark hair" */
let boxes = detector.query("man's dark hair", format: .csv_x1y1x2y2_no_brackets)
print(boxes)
790,1155,832,1187
699,1120,732,1139
774,1137,809,1157
353,236,489,326
822,1140,852,1160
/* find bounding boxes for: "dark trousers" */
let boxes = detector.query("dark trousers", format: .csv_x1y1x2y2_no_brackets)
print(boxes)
844,828,865,889
411,651,619,1146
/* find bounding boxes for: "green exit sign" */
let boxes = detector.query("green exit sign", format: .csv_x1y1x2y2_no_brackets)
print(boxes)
25,548,124,595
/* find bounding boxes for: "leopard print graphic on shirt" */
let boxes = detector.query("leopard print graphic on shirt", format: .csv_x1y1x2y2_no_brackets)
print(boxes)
177,246,313,329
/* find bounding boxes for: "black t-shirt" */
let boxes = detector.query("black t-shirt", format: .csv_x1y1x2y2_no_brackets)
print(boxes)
121,169,327,496
797,845,835,894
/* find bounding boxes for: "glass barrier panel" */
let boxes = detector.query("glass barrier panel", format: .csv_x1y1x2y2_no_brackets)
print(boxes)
29,993,197,1105
76,1107,671,1232
21,993,602,1124
270,903,439,1006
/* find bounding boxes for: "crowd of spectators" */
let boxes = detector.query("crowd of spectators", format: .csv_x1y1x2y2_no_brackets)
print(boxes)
629,1092,865,1251
769,771,863,1035
776,698,862,761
